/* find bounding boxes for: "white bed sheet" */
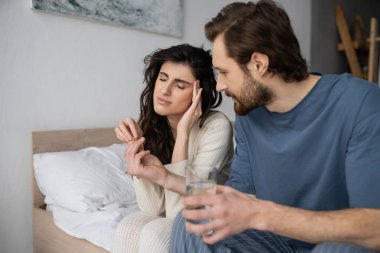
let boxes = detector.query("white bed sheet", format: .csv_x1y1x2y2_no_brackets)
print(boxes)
49,204,140,251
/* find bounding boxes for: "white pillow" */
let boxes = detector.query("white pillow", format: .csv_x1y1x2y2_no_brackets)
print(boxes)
33,143,136,213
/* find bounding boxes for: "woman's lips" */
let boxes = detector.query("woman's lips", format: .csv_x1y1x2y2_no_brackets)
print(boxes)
157,96,171,105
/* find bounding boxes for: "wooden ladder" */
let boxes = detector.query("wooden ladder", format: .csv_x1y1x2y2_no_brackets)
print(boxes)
368,18,379,83
336,4,380,83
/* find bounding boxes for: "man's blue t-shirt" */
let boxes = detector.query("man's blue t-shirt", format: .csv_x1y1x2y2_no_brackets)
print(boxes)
226,73,380,211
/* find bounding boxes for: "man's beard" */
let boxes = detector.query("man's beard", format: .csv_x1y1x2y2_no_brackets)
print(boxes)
226,74,275,116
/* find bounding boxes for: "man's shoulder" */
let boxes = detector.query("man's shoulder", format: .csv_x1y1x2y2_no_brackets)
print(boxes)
322,73,379,97
319,73,380,110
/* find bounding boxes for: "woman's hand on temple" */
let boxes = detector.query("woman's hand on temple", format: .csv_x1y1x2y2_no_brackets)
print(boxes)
177,81,203,136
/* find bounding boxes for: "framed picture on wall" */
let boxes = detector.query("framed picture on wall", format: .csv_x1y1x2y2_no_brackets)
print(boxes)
32,0,183,38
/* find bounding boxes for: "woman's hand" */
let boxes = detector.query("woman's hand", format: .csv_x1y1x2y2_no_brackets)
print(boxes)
125,137,168,186
177,81,203,136
115,117,143,144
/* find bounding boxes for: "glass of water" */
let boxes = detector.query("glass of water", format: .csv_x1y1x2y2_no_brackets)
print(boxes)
186,165,217,198
185,164,218,231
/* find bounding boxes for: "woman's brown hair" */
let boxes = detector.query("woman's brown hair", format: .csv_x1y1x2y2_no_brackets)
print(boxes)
138,44,221,164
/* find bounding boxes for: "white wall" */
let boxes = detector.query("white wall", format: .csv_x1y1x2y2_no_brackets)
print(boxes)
0,0,310,252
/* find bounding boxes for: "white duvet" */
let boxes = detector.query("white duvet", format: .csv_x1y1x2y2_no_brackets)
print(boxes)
49,204,139,251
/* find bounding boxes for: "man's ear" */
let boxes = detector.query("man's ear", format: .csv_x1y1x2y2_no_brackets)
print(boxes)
247,52,269,77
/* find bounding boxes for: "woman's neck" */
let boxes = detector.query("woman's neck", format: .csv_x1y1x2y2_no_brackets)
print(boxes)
167,115,181,140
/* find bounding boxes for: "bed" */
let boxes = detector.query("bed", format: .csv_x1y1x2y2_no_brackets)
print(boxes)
32,128,124,253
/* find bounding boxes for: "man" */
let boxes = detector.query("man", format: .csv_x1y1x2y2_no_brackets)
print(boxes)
171,1,380,252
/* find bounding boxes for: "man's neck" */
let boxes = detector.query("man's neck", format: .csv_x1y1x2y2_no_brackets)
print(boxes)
265,74,321,113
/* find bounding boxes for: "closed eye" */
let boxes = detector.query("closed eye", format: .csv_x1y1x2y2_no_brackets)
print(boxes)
174,79,192,89
158,72,169,82
176,83,186,89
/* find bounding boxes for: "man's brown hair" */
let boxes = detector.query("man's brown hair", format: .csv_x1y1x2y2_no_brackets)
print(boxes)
205,0,308,82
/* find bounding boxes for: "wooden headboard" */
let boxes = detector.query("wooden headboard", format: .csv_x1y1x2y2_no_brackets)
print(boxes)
32,128,122,209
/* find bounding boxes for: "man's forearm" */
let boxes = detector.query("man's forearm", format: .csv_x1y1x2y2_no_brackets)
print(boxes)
260,202,380,250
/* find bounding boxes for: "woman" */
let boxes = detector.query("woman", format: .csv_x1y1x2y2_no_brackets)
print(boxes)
112,44,233,253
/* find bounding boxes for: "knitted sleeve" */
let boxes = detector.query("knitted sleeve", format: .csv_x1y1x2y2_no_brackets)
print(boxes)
133,177,165,216
134,111,234,218
164,111,234,218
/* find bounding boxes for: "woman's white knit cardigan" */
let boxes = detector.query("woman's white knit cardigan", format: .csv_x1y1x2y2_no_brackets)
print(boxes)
112,111,234,253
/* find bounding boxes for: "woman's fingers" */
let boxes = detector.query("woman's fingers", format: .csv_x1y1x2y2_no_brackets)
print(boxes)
192,80,199,101
120,120,134,139
116,125,132,143
126,137,145,156
196,88,203,107
192,80,201,101
123,118,141,140
115,127,127,142
125,137,146,175
135,150,150,164
194,88,203,118
115,117,143,143
122,118,136,140
189,80,202,114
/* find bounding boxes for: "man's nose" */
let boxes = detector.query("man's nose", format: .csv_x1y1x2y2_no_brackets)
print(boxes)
216,80,226,92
